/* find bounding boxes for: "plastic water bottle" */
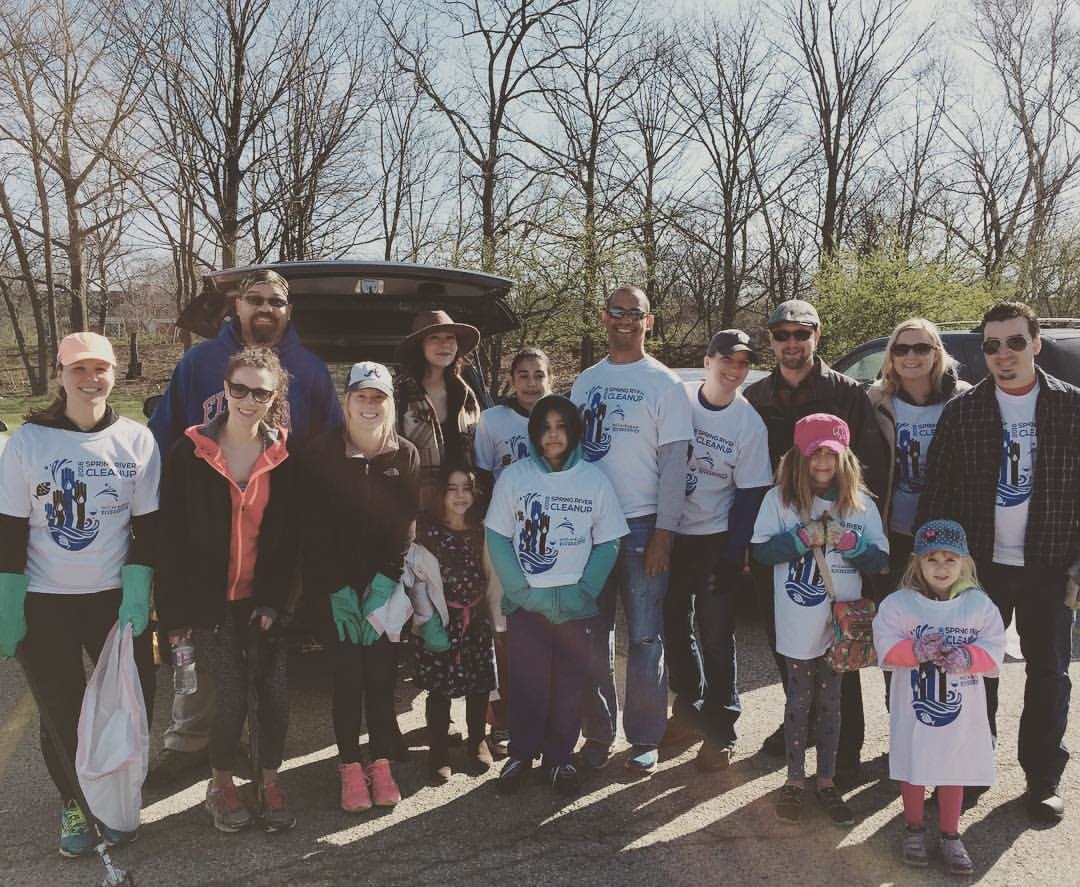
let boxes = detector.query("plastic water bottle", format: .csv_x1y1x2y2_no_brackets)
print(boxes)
172,638,197,696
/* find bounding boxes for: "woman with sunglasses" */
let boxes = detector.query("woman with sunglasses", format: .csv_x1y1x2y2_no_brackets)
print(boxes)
868,320,970,580
157,346,301,834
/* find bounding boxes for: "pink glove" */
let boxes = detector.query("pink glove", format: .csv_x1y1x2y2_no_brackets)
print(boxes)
936,644,973,675
827,525,859,552
796,520,826,549
913,631,946,663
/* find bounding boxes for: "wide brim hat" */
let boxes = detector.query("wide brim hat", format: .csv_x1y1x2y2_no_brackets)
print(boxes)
394,309,480,364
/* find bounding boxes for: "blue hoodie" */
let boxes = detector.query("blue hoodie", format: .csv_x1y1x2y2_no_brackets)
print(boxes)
149,320,343,455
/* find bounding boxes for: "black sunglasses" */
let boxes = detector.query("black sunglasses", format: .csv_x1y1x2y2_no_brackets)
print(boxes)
241,294,289,309
771,328,813,342
605,306,649,320
890,342,935,356
981,335,1030,355
226,381,275,403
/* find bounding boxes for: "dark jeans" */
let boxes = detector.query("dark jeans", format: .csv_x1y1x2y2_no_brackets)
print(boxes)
195,600,288,773
330,634,398,763
22,590,156,806
977,561,1072,790
508,609,589,767
663,533,741,745
752,561,864,766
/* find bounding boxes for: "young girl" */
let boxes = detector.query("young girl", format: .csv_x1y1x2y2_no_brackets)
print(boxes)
752,413,889,826
485,395,627,795
414,466,496,782
873,520,1005,875
300,362,420,812
0,332,158,857
157,347,299,833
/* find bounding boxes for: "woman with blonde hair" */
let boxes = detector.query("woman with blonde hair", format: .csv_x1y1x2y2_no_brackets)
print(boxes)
868,319,970,574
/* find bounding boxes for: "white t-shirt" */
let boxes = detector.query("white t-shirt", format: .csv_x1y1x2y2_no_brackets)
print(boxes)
751,487,888,659
890,398,946,535
0,418,161,594
681,385,772,535
474,404,530,481
484,457,629,587
993,384,1038,566
873,587,1006,785
570,355,693,518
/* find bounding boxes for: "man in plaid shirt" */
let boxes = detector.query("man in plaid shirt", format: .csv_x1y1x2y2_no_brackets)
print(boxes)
918,301,1080,825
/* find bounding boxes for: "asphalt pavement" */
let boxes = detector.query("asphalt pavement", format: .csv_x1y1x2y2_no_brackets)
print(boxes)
1,610,1077,887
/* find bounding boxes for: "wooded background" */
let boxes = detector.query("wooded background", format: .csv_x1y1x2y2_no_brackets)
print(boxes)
1,0,1077,392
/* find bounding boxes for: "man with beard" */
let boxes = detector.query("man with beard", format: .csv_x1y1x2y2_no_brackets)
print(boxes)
146,269,342,785
743,299,887,788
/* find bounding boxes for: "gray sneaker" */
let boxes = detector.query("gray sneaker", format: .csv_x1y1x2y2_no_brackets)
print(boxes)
259,781,296,833
204,781,252,833
940,835,974,876
901,826,928,867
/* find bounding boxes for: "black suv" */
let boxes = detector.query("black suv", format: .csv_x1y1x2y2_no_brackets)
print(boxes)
151,261,520,412
832,320,1080,388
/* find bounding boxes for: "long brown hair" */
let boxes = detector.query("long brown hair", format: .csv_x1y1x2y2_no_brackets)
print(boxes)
775,445,870,516
225,347,290,429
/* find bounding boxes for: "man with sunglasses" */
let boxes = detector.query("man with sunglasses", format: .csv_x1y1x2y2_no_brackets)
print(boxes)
743,298,888,785
919,301,1080,824
147,268,343,786
570,285,693,775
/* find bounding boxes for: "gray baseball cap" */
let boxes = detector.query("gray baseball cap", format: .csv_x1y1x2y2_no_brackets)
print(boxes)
767,299,820,329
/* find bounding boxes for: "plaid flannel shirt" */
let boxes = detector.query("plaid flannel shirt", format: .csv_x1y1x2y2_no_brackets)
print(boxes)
917,367,1080,570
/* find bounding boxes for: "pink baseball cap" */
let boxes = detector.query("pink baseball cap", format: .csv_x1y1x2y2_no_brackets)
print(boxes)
56,332,116,368
793,413,850,456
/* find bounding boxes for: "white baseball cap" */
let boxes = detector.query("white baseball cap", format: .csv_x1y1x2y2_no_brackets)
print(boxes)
346,361,393,397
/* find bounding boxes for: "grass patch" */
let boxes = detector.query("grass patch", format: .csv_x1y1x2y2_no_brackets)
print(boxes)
0,391,151,432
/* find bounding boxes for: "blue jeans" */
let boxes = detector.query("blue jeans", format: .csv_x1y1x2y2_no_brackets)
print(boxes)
582,515,668,747
977,561,1072,790
663,533,741,746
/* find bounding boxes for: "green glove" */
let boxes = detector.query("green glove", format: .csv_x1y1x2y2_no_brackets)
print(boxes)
418,611,450,652
119,564,153,636
359,573,396,646
0,572,29,658
329,586,363,645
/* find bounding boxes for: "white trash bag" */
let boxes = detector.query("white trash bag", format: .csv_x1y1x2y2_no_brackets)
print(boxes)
76,621,149,833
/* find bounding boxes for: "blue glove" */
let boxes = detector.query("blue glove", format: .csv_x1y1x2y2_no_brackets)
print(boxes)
0,572,29,658
329,586,363,645
359,573,396,646
119,564,153,636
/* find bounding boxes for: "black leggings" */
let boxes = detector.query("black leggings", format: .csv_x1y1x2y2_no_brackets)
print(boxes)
425,691,488,750
22,590,156,806
331,635,398,763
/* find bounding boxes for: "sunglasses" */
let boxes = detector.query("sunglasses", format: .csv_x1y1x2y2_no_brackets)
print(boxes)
890,342,935,356
226,381,275,403
771,328,813,342
981,335,1030,355
241,294,289,309
605,306,649,320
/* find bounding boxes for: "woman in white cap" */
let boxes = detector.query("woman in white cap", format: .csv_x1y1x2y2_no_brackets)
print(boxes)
394,309,482,504
0,331,159,858
299,362,420,812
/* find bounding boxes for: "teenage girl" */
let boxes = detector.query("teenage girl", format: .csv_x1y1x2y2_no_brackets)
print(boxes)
157,347,299,834
873,519,1005,875
485,394,627,795
752,413,888,826
414,467,496,782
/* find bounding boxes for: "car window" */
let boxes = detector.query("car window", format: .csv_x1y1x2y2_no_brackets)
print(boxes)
835,345,885,387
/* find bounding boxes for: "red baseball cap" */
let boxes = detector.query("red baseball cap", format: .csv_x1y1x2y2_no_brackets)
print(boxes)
56,332,116,368
793,413,849,456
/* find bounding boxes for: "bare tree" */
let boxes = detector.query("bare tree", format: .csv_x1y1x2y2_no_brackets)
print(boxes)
778,0,930,258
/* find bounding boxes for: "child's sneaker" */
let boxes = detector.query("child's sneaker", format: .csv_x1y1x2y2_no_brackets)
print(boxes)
940,834,974,876
101,825,138,847
774,784,804,823
815,785,855,826
548,763,579,796
367,758,401,807
204,781,252,833
497,757,531,795
338,762,372,812
58,801,95,858
901,826,929,867
259,781,296,833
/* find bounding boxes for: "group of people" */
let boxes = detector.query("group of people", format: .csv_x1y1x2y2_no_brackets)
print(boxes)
0,271,1075,879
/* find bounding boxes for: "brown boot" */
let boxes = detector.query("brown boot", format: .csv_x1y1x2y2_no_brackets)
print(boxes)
465,736,494,775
